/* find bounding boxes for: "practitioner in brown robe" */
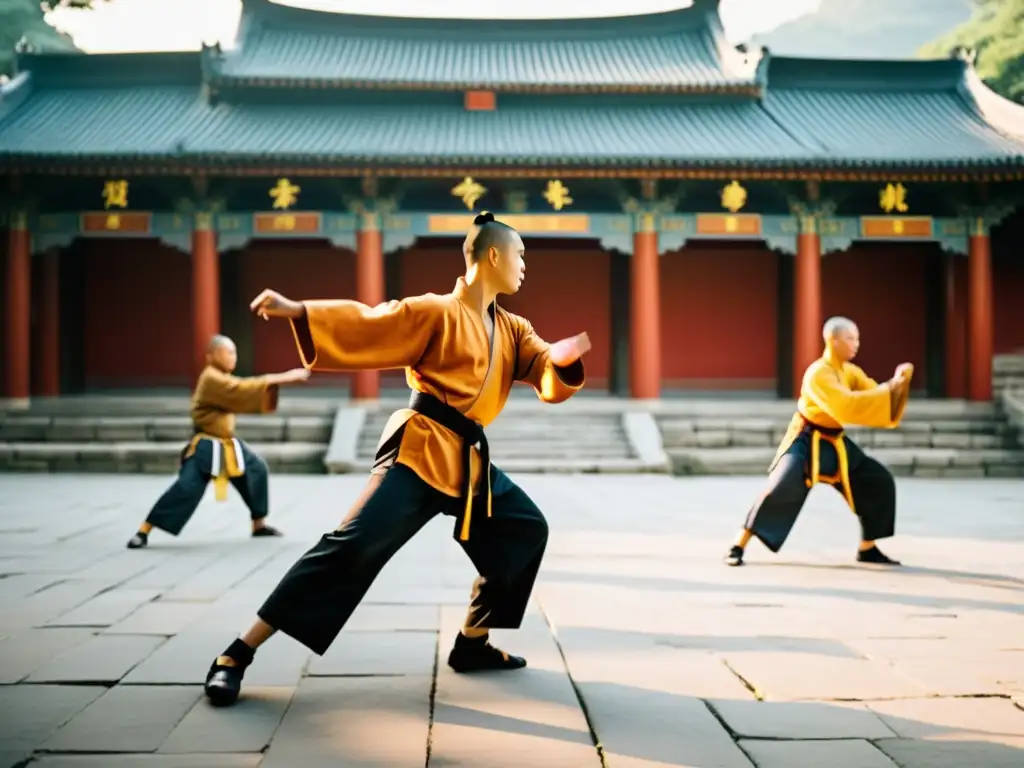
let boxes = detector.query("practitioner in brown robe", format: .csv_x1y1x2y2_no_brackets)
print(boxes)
203,213,591,706
725,316,913,567
126,335,310,549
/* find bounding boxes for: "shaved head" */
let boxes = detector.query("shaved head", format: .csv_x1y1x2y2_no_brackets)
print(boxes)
208,334,236,352
206,334,238,372
822,316,857,341
823,316,861,362
462,211,527,296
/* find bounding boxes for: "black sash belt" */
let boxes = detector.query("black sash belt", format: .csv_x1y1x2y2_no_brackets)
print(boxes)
408,391,491,541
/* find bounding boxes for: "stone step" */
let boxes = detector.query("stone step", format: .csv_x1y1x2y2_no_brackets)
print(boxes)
0,442,327,474
659,429,1017,450
0,415,332,444
0,395,338,418
667,447,1024,478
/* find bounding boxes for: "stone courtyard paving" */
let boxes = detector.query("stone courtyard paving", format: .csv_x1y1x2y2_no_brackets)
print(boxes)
1,473,1023,767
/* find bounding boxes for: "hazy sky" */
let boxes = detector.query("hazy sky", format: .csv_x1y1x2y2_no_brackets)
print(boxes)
48,0,823,51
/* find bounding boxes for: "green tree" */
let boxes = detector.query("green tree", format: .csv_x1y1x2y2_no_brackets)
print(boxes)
0,0,105,78
919,0,1024,103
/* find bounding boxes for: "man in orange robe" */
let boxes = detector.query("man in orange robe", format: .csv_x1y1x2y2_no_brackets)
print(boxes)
204,213,591,706
725,316,913,567
126,334,309,549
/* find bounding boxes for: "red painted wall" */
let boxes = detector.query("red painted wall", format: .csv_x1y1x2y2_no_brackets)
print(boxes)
0,227,7,394
400,242,612,388
239,240,356,384
660,242,777,389
82,238,192,388
822,243,928,387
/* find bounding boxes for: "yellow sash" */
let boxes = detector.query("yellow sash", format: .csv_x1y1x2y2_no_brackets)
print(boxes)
183,433,244,501
771,414,856,514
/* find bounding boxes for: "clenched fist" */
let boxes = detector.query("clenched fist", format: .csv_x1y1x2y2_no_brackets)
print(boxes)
250,289,304,321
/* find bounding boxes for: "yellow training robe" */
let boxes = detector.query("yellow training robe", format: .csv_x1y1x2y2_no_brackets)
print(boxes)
770,344,912,511
185,365,279,499
289,277,585,500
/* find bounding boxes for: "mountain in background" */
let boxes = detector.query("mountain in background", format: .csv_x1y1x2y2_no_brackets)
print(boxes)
752,0,973,59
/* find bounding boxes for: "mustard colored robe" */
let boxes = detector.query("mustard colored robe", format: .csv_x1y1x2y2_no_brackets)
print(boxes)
185,365,279,499
770,346,912,511
289,277,585,499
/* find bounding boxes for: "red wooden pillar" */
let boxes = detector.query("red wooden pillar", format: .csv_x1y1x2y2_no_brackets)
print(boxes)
4,214,31,404
34,250,61,396
966,219,993,401
944,252,966,398
630,216,661,399
792,219,822,397
352,213,384,400
192,213,220,380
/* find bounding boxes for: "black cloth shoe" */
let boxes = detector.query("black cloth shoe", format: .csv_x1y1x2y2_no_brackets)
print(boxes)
126,532,148,549
724,545,745,567
252,525,283,538
857,545,901,565
447,633,527,673
204,638,255,707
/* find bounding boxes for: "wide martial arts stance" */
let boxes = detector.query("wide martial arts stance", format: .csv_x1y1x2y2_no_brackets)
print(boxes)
203,213,591,706
126,335,310,549
725,316,914,567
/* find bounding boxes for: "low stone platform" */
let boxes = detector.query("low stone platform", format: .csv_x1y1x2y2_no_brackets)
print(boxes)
659,400,1024,477
0,473,1022,766
0,397,334,474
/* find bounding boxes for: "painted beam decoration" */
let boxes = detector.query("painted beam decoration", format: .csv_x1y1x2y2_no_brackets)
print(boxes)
80,178,152,236
254,177,322,235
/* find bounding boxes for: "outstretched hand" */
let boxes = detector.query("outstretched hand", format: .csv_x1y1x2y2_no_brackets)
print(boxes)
250,289,304,321
549,332,591,367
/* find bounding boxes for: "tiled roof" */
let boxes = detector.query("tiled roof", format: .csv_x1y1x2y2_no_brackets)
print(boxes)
1,46,1023,175
762,57,1024,168
209,0,759,92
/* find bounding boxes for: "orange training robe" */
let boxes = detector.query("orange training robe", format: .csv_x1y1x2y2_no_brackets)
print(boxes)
289,277,586,511
770,344,912,511
185,365,279,500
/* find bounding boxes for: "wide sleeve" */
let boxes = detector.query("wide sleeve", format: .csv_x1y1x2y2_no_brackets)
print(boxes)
802,364,902,428
289,294,444,371
195,369,278,414
846,364,879,391
512,317,585,404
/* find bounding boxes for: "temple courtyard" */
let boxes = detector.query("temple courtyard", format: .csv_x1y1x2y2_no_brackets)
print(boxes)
0,472,1022,767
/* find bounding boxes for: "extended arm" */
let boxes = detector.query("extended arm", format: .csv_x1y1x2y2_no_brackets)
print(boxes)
513,318,586,404
195,369,278,415
289,294,443,371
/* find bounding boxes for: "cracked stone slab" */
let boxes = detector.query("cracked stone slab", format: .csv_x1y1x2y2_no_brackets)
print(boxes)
428,605,601,767
44,588,161,628
875,736,1024,768
708,699,898,740
720,651,932,701
26,633,167,684
104,600,212,636
866,697,1024,738
29,755,264,768
0,684,106,765
307,629,438,677
0,628,97,683
42,685,202,753
259,676,432,768
739,738,898,767
159,686,295,754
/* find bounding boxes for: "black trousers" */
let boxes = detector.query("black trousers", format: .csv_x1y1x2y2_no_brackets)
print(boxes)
145,438,269,536
744,430,896,553
257,462,549,656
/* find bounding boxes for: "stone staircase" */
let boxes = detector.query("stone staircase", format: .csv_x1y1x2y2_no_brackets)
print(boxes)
994,354,1024,393
657,400,1023,477
325,399,662,474
0,396,334,474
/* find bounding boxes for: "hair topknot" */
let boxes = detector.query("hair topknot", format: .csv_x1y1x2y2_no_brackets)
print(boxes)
473,211,495,226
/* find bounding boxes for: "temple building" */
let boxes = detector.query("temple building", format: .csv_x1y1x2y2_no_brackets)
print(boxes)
1,0,1022,403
